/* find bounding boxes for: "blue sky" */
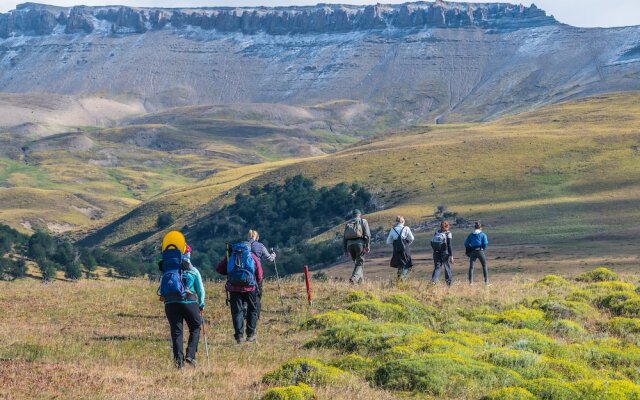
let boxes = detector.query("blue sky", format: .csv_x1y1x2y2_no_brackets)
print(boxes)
0,0,639,28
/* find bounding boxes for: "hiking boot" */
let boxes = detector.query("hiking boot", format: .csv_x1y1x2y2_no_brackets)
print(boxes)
235,336,244,344
185,357,197,367
246,335,257,343
485,282,492,287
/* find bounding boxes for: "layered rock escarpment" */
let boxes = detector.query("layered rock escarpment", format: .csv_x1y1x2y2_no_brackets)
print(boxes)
0,1,556,38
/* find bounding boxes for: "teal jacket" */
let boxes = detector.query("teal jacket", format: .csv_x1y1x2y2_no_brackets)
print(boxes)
164,264,206,309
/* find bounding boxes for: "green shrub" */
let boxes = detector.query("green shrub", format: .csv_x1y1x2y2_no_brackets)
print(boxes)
540,358,593,381
479,348,542,378
262,358,348,386
546,319,586,340
497,307,546,330
536,274,571,288
523,378,581,399
531,298,597,321
329,354,376,376
573,339,640,368
345,290,376,303
485,328,561,356
595,291,640,316
384,293,437,325
609,317,640,336
576,267,618,282
566,289,593,302
586,281,636,292
261,383,315,400
373,353,521,397
302,310,368,330
305,321,425,354
573,379,640,400
346,300,406,322
482,387,537,400
441,318,504,334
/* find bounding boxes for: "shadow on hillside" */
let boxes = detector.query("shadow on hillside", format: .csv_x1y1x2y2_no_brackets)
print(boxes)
115,312,163,320
94,335,166,342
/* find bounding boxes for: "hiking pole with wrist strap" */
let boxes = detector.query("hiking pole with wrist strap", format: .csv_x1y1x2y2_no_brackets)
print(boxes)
200,310,210,368
271,248,287,318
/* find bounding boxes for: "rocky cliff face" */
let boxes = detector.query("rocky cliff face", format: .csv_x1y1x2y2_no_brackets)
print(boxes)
0,1,639,125
0,2,556,38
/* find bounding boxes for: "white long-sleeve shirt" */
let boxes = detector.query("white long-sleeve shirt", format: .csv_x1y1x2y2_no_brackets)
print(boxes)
386,224,415,245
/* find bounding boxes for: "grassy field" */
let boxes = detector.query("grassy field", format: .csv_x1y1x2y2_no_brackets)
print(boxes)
1,267,639,399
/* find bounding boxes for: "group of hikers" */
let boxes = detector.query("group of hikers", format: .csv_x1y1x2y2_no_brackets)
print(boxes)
158,209,489,368
344,208,490,286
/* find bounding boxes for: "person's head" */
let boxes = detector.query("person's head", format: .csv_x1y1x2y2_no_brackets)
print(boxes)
395,216,405,225
248,229,259,241
184,244,192,260
352,209,362,218
474,221,482,230
440,220,449,231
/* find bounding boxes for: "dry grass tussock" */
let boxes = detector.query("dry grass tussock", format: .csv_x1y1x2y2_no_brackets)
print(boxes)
1,267,638,399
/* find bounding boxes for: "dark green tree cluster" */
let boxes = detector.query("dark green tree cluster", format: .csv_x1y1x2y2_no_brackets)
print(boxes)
187,175,375,277
0,224,28,279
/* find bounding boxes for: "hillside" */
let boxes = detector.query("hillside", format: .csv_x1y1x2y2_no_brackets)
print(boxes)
1,268,639,399
82,92,640,275
1,2,640,124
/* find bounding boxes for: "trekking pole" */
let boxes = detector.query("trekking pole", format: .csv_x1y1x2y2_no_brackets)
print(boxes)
271,248,287,317
304,265,313,306
200,310,210,368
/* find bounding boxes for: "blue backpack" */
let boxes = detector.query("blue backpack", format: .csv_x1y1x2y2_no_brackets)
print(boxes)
158,246,187,301
227,242,256,287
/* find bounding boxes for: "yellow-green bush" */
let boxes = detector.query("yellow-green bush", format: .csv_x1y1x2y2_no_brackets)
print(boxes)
576,267,618,282
540,357,594,381
328,354,376,376
573,379,640,400
586,281,636,292
546,319,586,340
305,321,425,354
384,293,437,325
530,298,597,321
482,387,537,400
301,309,368,330
523,378,580,399
373,353,521,397
479,348,542,377
262,358,348,386
345,290,376,303
595,291,640,316
572,339,640,369
497,307,547,330
536,274,571,288
261,383,315,400
346,300,406,322
485,328,561,356
609,317,640,336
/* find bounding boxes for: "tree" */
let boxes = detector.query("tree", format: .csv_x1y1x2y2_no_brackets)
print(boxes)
156,212,174,229
65,262,82,280
40,261,57,282
12,258,27,278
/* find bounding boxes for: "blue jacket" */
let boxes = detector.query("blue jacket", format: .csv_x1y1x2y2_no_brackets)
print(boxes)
464,230,488,250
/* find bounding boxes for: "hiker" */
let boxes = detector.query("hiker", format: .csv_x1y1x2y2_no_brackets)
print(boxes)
430,220,454,286
247,229,276,319
464,222,490,285
160,243,205,368
216,242,263,344
343,208,371,284
386,216,415,280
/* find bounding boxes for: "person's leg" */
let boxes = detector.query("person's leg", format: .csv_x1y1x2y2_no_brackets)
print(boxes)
349,243,365,284
400,266,411,281
245,290,259,339
443,256,453,286
431,253,442,283
229,292,245,342
183,302,202,361
468,253,477,284
164,303,184,366
478,251,489,284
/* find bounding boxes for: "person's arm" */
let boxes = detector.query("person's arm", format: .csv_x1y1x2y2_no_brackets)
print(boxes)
363,219,371,248
261,243,276,262
406,228,415,245
386,229,394,245
446,233,453,258
482,233,489,249
253,255,264,284
215,258,228,275
193,268,206,309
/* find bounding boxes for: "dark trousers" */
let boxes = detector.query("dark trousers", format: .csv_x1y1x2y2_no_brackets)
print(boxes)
165,302,202,365
348,242,366,283
230,290,259,339
469,249,489,283
432,252,452,286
